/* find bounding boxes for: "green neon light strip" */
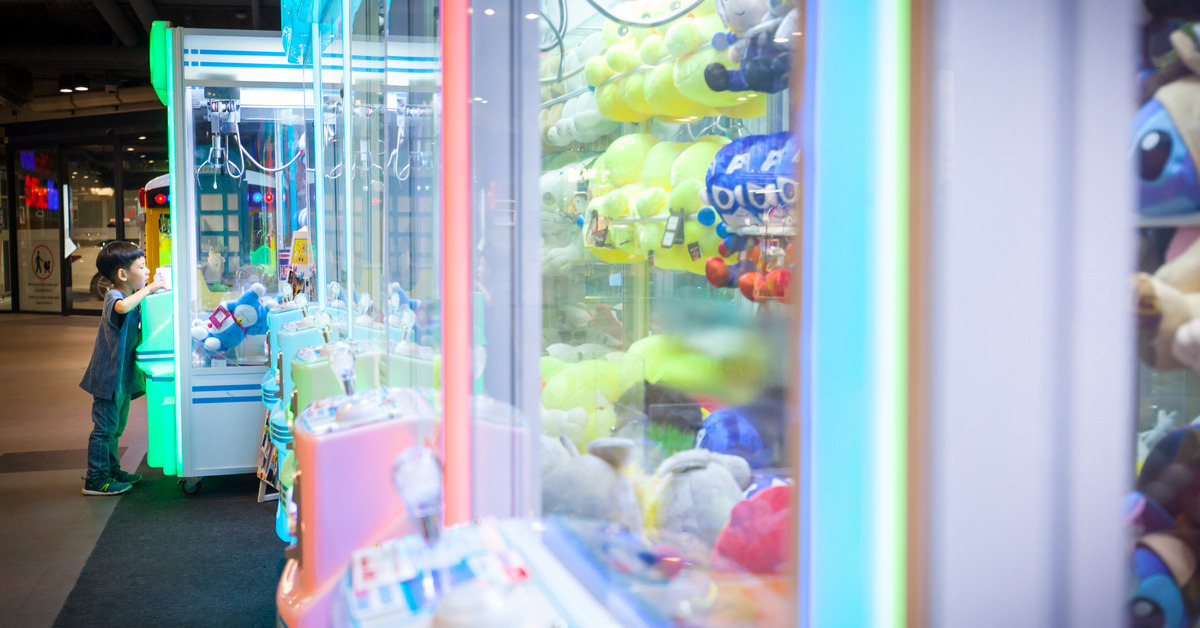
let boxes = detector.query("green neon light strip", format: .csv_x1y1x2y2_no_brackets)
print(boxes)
893,1,911,625
165,23,185,474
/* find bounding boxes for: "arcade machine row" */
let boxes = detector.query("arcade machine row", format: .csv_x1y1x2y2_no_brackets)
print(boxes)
278,0,908,626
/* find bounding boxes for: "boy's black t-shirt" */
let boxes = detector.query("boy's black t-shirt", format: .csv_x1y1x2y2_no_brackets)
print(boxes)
79,288,145,401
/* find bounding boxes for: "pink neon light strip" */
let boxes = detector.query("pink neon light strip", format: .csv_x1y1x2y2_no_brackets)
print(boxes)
441,0,472,526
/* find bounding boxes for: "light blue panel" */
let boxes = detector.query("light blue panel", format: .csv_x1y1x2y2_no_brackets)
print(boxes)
808,0,880,625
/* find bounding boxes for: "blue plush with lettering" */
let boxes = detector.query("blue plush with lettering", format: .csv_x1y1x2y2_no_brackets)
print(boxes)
705,132,798,227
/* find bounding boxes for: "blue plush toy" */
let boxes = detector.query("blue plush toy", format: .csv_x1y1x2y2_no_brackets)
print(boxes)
704,132,799,229
1128,425,1200,627
696,407,768,469
190,283,274,356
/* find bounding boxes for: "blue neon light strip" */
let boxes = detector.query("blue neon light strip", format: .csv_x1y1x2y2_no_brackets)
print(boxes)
188,49,437,62
193,395,263,405
183,61,437,73
807,0,898,626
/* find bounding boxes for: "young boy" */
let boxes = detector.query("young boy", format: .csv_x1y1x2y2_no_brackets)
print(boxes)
79,241,164,496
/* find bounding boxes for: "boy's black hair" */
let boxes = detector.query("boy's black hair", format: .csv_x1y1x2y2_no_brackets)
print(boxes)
96,241,145,283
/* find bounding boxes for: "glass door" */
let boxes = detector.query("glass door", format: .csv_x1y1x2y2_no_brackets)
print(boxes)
64,144,117,311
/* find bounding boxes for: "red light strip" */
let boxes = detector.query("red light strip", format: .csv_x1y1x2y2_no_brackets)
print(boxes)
441,0,472,526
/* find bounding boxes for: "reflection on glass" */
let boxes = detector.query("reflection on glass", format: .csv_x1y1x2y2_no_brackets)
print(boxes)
529,0,799,624
66,145,117,310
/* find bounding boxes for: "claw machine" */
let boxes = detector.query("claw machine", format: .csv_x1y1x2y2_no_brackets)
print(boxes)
149,23,322,486
286,0,812,625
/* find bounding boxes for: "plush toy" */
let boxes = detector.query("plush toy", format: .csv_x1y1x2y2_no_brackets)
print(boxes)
190,283,274,355
710,484,791,574
645,448,752,548
1131,425,1200,627
696,407,767,469
696,394,788,469
542,436,644,532
542,407,590,445
706,0,798,94
541,358,622,447
705,131,800,229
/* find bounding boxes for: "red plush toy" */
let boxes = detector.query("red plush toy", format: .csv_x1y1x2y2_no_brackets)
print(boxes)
710,485,791,574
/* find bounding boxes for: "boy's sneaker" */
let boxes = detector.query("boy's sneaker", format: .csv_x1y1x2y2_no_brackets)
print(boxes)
81,476,132,496
112,469,142,484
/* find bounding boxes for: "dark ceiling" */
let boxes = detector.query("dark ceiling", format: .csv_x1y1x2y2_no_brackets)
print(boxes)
0,0,282,117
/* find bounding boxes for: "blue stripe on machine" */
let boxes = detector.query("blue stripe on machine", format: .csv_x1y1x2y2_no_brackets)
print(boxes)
193,384,262,392
193,396,262,405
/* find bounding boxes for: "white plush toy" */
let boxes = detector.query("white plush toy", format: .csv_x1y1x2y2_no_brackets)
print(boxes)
542,407,590,449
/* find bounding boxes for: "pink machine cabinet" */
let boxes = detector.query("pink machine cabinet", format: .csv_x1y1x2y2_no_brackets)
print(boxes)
277,387,439,628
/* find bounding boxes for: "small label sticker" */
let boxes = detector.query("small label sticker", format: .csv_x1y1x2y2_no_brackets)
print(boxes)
688,242,702,261
208,305,232,329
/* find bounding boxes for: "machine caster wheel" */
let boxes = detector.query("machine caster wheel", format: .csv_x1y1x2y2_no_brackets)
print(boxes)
181,478,203,495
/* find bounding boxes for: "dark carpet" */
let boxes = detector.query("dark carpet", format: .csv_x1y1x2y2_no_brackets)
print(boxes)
54,458,287,627
0,446,126,473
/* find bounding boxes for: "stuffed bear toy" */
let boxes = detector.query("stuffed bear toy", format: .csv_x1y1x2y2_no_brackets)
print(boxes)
645,448,753,549
542,436,644,532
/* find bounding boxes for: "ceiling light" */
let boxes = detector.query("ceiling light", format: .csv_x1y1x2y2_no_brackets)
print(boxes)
484,8,495,15
139,154,146,158
74,74,89,91
138,136,146,140
58,76,73,93
126,147,134,152
525,13,538,19
773,37,788,43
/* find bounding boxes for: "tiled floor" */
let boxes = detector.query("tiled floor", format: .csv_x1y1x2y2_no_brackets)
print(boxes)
0,314,148,627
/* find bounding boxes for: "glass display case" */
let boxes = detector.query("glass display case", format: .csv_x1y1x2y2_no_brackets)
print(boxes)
462,0,802,625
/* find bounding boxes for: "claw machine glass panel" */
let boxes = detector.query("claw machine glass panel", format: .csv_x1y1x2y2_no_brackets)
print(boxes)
168,29,318,479
466,0,802,625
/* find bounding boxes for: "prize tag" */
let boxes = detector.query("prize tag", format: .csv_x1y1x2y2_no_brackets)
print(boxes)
688,242,702,261
586,211,609,247
208,305,233,329
661,210,687,248
647,250,656,267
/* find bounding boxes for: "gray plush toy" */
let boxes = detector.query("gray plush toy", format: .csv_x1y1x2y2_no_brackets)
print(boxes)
541,436,643,532
646,448,752,548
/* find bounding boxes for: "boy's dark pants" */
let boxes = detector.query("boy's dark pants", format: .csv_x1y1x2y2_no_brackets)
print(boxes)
87,395,129,482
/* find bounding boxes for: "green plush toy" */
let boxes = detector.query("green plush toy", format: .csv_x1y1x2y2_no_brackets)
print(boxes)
604,133,661,187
